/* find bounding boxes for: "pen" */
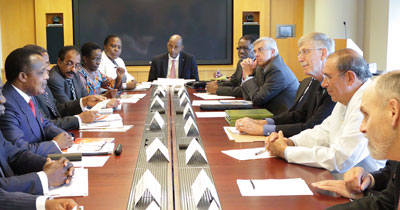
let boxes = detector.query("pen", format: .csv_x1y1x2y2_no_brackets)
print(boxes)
250,180,255,189
255,149,266,156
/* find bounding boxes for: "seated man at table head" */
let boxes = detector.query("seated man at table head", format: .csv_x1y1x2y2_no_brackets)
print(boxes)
0,48,73,156
23,44,100,131
147,34,199,81
313,70,400,210
0,80,77,209
236,32,336,137
206,34,257,97
78,42,120,108
266,48,385,173
240,37,299,115
98,34,136,90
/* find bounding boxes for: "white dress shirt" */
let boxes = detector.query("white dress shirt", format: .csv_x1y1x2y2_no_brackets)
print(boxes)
285,79,386,173
167,54,180,78
98,51,135,88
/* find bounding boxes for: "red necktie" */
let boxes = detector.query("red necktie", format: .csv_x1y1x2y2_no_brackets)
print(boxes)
28,99,36,117
169,60,176,78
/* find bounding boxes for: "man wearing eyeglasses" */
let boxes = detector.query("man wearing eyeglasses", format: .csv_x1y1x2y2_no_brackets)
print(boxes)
0,48,73,156
240,37,299,115
236,32,336,137
266,49,385,173
206,34,257,97
48,46,89,104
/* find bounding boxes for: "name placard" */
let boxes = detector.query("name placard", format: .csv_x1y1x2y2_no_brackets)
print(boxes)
191,169,220,207
150,111,164,130
134,169,161,207
185,138,208,164
183,116,199,136
146,138,170,162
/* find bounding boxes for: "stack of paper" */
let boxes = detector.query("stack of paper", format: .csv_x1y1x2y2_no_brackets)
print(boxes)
119,94,146,103
193,93,235,100
223,127,266,142
72,156,110,167
236,178,313,196
195,112,226,118
62,137,115,155
80,114,133,132
192,100,221,106
47,168,89,197
134,82,152,91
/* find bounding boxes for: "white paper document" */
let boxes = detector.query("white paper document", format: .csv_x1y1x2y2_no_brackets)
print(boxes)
90,99,110,111
119,94,146,103
80,125,133,132
193,93,235,100
47,168,88,197
223,126,238,140
196,112,226,118
236,178,313,196
221,147,275,160
134,82,152,91
192,100,221,106
72,156,110,167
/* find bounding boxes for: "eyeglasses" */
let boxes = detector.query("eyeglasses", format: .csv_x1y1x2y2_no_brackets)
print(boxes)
253,47,269,54
322,72,345,83
63,61,82,69
297,48,322,57
236,47,250,51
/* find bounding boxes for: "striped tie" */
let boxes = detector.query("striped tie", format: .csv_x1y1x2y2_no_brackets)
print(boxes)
66,79,77,100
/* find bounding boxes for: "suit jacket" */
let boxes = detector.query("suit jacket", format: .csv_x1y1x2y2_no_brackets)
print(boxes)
273,78,336,137
216,60,243,97
0,188,39,210
327,161,400,210
289,77,313,112
0,82,63,156
0,132,46,195
241,55,299,115
35,86,81,131
48,65,89,103
148,52,199,81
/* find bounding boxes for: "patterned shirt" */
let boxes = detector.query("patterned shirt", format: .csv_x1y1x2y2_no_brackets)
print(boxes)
78,69,115,95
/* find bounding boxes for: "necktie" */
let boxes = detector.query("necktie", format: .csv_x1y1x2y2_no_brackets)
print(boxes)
66,79,77,100
111,59,127,83
169,59,176,78
28,99,36,117
298,79,313,104
43,91,59,117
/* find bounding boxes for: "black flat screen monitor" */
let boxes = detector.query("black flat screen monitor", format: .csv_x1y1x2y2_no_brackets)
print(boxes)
73,0,233,65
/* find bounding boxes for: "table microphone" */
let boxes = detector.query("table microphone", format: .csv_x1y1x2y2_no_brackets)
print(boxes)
114,144,122,156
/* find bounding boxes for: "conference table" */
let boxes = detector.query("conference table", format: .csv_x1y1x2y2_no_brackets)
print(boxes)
70,87,348,210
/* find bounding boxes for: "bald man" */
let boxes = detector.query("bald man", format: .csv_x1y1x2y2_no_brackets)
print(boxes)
148,34,199,81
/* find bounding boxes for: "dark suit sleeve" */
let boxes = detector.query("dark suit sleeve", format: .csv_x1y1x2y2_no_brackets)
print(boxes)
0,188,38,210
216,62,243,97
273,92,335,137
241,67,287,107
56,100,82,117
189,56,199,81
148,58,159,82
0,108,61,156
48,76,70,104
49,117,79,131
370,161,394,191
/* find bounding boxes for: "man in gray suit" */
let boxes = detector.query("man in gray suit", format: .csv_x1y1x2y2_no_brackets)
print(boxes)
206,34,257,97
241,37,299,115
23,45,102,131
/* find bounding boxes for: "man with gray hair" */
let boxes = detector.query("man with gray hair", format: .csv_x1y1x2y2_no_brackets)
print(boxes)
241,37,299,115
236,32,336,137
266,48,385,173
313,70,400,209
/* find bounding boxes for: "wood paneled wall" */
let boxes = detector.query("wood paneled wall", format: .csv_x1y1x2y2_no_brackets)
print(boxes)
0,0,304,83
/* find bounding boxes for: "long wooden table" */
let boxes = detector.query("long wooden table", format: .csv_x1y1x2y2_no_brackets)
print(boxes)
71,87,348,210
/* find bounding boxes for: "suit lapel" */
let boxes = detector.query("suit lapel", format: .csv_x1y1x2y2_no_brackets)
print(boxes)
6,84,44,141
162,54,168,78
178,54,184,78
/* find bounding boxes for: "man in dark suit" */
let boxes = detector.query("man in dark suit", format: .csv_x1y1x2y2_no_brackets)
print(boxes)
236,32,336,137
313,70,400,209
240,37,299,115
148,34,199,81
206,34,257,97
0,48,73,156
23,45,100,131
0,71,77,209
48,46,89,103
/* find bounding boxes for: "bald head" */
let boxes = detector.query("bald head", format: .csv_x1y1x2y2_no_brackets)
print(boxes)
167,34,184,58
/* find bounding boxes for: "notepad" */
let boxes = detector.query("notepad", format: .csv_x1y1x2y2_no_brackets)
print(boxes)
237,178,313,196
222,147,275,160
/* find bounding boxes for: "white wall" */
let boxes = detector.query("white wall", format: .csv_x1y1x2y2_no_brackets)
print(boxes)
303,0,315,35
363,0,389,70
386,0,400,71
0,15,2,71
